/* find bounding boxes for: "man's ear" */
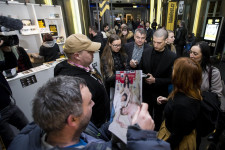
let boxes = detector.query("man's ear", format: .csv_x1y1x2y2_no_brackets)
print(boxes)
73,53,80,60
165,38,168,44
67,115,79,127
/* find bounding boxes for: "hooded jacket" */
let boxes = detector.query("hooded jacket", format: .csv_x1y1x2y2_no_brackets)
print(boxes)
8,122,111,150
119,31,134,45
39,41,60,62
8,122,170,150
54,60,110,128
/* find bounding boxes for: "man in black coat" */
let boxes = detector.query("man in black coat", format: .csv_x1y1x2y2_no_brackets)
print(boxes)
54,34,109,128
141,28,177,131
124,28,150,70
145,21,153,44
174,21,187,57
151,19,157,31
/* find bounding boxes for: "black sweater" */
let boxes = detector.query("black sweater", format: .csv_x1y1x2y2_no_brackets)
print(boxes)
54,60,110,128
164,92,201,149
0,51,17,110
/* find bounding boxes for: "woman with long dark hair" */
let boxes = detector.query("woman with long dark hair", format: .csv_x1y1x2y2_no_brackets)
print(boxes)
190,41,224,143
190,41,222,98
101,34,127,98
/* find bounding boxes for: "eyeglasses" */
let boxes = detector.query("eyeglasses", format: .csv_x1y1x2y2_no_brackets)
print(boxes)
112,44,121,48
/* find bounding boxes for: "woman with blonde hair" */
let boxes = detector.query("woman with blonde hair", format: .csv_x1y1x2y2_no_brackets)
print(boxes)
101,34,127,98
166,30,176,54
157,57,202,150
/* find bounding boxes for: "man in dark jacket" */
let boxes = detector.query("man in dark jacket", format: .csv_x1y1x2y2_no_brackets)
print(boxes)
151,19,157,31
133,18,140,30
124,28,150,70
8,76,170,150
145,21,153,44
0,41,28,148
89,26,105,56
54,34,109,128
174,21,187,57
141,28,177,131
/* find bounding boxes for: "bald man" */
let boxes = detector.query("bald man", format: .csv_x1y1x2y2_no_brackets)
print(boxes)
141,28,177,131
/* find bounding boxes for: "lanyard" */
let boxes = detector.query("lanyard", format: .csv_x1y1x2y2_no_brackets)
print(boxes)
67,60,90,72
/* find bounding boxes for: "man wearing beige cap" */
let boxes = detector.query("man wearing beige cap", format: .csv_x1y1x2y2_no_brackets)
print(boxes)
54,33,110,128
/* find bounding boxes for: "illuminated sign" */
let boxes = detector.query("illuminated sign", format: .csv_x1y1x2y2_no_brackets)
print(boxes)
204,24,219,41
204,17,222,42
166,2,177,31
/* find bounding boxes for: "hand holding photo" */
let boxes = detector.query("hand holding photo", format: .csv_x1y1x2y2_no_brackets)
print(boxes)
109,70,142,143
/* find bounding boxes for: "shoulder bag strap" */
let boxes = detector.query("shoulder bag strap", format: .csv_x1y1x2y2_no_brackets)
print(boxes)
0,81,16,105
208,66,212,92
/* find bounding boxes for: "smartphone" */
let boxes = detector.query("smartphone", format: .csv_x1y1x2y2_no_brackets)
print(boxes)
142,73,150,78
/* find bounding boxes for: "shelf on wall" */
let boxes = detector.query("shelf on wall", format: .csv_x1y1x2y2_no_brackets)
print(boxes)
57,42,65,45
21,33,40,36
0,2,66,53
45,18,62,20
40,31,51,34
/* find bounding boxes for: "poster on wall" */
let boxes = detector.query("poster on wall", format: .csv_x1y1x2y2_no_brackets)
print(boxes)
49,25,58,36
166,2,177,31
203,17,222,42
22,19,32,26
108,70,142,143
177,1,184,15
38,19,46,28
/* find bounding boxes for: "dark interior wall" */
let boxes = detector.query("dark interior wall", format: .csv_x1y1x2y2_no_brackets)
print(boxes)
124,8,147,21
54,0,69,37
79,0,91,35
220,0,225,17
196,0,207,38
63,0,75,35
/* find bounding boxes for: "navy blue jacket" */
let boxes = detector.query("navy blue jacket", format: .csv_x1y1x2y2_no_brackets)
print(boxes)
8,123,170,150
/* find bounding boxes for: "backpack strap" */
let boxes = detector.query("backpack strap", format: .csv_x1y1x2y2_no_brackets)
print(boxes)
208,66,212,92
0,81,16,105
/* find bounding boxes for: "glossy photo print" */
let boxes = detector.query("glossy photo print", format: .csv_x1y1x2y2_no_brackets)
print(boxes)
109,70,142,143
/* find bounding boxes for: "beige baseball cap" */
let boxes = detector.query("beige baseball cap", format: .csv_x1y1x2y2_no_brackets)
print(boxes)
63,34,101,53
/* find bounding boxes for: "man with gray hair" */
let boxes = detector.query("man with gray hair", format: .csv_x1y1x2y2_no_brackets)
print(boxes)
54,34,109,128
141,28,177,131
124,28,150,70
8,76,170,150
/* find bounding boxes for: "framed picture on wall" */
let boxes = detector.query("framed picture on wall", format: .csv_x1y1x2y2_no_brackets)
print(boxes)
49,25,58,36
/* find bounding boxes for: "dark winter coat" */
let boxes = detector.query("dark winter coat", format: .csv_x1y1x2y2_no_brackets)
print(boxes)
54,60,110,128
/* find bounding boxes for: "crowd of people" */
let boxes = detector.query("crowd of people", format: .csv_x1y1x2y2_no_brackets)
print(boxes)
1,17,225,150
